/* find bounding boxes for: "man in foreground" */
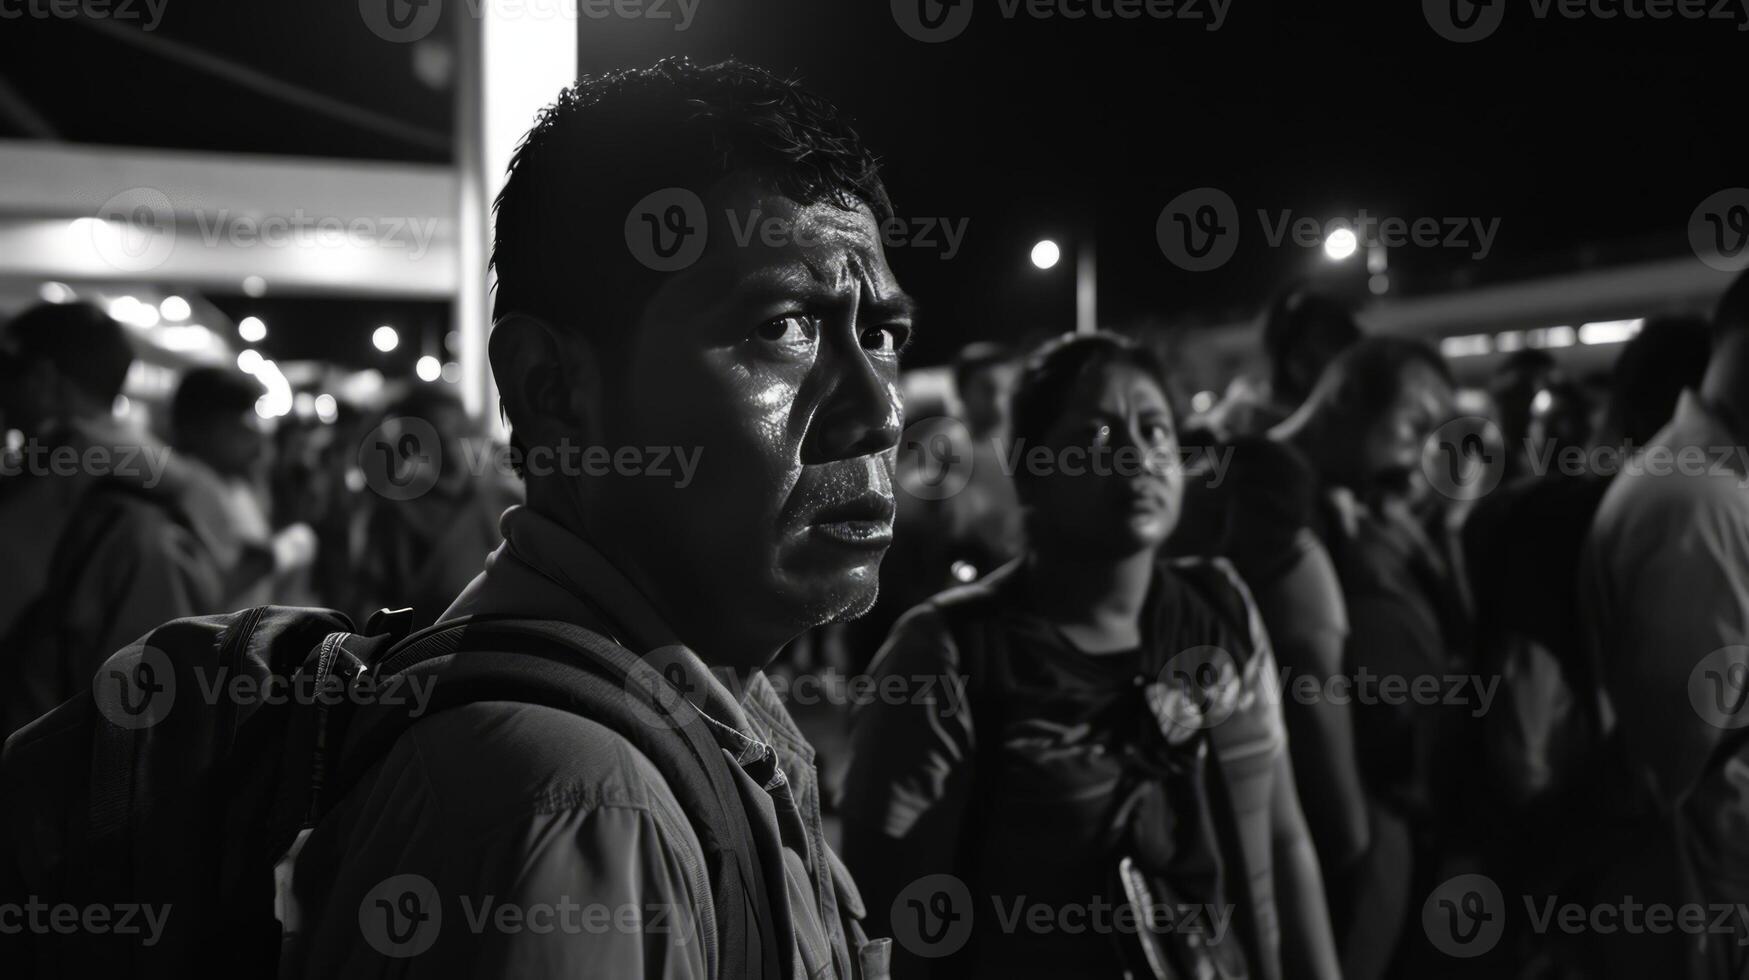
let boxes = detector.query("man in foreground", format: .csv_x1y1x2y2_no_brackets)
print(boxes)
288,58,911,978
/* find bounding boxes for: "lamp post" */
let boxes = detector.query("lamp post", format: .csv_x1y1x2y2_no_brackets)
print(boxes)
1031,238,1098,334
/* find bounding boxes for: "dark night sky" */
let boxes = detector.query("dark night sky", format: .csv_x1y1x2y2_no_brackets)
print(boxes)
2,0,1739,365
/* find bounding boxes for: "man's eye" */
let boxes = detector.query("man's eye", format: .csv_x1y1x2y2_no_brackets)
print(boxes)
753,315,816,346
1090,424,1113,448
860,324,909,354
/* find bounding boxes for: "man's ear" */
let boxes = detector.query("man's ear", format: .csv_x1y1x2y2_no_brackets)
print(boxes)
489,314,603,446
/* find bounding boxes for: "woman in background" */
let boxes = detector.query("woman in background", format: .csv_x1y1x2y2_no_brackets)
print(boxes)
842,332,1338,980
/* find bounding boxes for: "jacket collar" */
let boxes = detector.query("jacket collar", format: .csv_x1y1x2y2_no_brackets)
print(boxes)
441,505,803,743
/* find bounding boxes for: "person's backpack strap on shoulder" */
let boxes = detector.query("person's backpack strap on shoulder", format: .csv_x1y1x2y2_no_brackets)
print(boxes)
331,616,791,980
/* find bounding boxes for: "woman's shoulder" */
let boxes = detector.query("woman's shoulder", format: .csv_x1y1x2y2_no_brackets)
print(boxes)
1156,555,1269,664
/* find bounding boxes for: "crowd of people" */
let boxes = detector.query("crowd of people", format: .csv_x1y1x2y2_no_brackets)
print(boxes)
2,56,1746,980
0,304,519,740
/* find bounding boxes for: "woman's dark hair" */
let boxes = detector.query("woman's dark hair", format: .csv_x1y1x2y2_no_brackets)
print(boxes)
1010,331,1172,483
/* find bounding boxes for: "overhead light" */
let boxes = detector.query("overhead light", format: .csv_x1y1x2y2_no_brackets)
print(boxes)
159,295,192,322
242,275,267,298
38,281,74,304
416,355,441,382
238,316,268,343
1578,318,1644,346
237,348,264,373
372,325,400,353
1324,227,1359,261
1439,334,1492,358
1030,240,1061,270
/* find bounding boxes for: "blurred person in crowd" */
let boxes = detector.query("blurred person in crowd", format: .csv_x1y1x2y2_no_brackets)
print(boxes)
1169,336,1456,979
287,58,906,978
943,341,1024,575
865,343,1023,669
1205,286,1363,439
1489,348,1562,481
0,303,226,740
346,386,519,629
171,366,317,608
1274,338,1469,969
1580,273,1749,980
843,333,1339,980
1597,314,1713,449
1461,316,1711,974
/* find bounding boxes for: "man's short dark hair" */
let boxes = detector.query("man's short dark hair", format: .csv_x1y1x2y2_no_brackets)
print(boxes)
1010,332,1170,486
2,302,134,405
171,366,264,435
1607,315,1711,445
951,341,1015,396
490,57,891,358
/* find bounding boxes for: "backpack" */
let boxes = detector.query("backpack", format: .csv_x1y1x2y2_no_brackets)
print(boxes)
0,606,786,979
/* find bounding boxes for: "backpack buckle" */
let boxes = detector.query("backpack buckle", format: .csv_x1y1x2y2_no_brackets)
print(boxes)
363,606,416,641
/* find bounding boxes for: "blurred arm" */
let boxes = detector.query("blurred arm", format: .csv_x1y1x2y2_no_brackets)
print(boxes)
839,604,977,980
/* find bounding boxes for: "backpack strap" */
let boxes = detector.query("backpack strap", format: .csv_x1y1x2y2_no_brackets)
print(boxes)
327,616,788,980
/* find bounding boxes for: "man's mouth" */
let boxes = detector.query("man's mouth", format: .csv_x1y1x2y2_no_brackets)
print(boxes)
806,493,896,549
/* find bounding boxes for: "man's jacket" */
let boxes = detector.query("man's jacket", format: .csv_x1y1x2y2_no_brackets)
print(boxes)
286,505,886,979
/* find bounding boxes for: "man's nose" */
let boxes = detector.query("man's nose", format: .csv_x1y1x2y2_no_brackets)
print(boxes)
803,346,902,464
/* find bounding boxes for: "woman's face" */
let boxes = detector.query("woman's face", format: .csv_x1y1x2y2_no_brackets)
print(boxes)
1023,360,1183,558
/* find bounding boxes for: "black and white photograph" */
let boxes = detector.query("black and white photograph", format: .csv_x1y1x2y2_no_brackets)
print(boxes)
0,1,1746,977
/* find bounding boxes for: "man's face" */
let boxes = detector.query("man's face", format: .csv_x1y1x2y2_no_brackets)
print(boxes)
585,174,911,666
961,361,1018,436
1359,361,1454,500
191,410,269,478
